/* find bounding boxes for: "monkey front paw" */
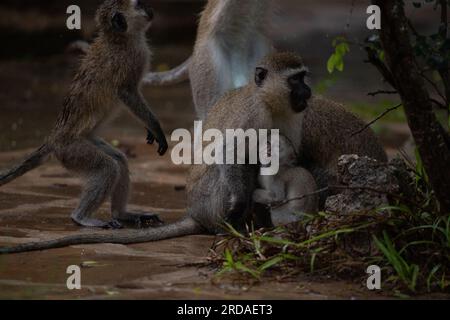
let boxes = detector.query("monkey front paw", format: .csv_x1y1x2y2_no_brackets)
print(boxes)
156,136,168,156
146,130,168,156
106,220,124,229
252,189,273,205
146,129,155,145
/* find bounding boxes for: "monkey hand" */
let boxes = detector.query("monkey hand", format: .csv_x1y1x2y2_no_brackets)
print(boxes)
147,129,168,156
146,129,155,145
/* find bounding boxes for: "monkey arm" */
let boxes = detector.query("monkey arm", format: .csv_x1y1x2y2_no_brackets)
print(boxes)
253,187,286,205
119,88,168,155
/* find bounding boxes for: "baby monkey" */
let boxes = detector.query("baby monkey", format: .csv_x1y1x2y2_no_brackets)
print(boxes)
0,0,168,228
253,135,318,226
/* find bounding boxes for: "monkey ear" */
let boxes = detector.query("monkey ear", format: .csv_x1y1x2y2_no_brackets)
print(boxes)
111,12,128,33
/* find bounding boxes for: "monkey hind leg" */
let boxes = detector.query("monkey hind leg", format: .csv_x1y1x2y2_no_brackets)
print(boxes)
91,137,164,228
55,140,123,228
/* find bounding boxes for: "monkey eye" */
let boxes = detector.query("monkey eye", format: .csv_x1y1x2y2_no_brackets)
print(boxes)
255,67,268,87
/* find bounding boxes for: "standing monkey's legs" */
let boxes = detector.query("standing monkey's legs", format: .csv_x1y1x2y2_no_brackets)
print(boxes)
91,137,163,227
55,139,122,228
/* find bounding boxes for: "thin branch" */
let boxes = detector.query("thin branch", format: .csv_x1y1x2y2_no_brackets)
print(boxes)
419,68,448,104
429,97,448,109
269,183,426,213
350,103,402,137
368,90,398,96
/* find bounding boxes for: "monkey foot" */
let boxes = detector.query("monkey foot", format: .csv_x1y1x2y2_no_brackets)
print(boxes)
71,216,123,229
118,212,164,229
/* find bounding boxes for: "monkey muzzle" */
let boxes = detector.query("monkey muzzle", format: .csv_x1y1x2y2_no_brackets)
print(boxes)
289,77,311,113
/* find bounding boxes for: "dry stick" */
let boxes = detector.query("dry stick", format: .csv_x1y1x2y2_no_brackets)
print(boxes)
368,90,398,97
368,89,445,109
350,103,402,137
271,184,425,213
420,70,448,105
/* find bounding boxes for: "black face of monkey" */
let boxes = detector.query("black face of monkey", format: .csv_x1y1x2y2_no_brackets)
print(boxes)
254,64,312,114
288,71,311,113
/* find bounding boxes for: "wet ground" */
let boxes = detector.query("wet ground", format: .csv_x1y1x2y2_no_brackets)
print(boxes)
1,136,403,300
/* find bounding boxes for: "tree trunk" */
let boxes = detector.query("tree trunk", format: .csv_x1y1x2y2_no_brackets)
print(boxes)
373,0,450,213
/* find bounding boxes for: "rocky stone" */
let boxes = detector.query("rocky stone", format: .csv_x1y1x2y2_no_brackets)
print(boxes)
325,154,414,215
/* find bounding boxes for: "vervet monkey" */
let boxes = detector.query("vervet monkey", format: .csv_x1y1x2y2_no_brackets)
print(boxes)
144,0,273,120
0,0,168,228
253,135,318,226
0,52,310,254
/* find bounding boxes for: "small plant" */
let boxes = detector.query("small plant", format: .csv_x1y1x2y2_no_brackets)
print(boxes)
327,37,350,74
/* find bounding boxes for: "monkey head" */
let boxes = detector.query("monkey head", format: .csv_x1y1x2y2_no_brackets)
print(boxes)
254,52,312,115
96,0,154,35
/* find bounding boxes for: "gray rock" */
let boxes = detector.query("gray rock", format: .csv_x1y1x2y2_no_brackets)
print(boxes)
324,154,413,215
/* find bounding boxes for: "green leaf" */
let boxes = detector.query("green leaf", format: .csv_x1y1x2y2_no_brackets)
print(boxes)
336,58,344,72
235,262,260,278
327,54,338,73
259,256,285,271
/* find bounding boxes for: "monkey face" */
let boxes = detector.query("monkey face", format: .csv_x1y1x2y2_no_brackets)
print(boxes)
288,70,312,113
255,52,312,115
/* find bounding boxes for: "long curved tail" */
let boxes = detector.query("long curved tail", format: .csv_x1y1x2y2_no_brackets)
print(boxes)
0,144,52,187
143,57,191,86
0,217,202,254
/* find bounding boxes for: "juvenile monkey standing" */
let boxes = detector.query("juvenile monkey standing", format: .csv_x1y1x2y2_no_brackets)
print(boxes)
0,0,168,228
253,135,318,227
0,52,312,253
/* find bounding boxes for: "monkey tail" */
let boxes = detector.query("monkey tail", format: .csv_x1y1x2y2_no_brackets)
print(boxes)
0,217,203,254
143,57,191,86
0,144,52,187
